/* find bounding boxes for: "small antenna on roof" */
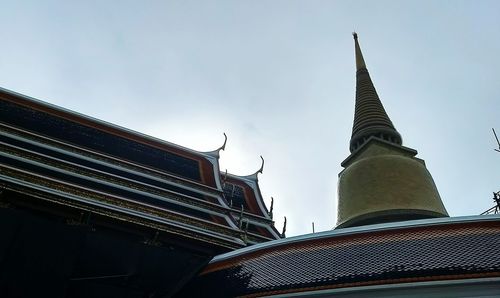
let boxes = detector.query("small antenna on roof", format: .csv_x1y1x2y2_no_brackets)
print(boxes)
312,222,315,233
480,130,499,215
481,191,500,215
493,128,500,152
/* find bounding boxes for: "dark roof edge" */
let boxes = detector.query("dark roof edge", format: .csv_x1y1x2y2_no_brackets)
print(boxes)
0,86,220,160
210,214,500,263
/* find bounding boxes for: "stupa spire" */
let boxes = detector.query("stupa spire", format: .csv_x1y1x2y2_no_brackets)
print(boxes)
336,33,448,229
349,33,402,152
353,32,366,70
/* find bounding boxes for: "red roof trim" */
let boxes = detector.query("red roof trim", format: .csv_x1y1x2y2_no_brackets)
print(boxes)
0,89,217,187
202,220,500,275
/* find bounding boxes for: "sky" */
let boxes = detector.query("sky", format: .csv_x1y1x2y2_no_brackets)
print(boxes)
0,1,498,237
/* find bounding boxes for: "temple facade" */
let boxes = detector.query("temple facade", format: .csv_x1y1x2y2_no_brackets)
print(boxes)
0,87,280,297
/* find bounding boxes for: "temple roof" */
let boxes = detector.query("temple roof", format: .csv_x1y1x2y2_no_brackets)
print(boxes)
180,215,500,297
350,33,402,152
0,87,223,186
0,86,284,296
0,87,251,250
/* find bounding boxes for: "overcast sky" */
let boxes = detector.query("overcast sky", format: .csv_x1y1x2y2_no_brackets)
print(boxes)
0,1,499,236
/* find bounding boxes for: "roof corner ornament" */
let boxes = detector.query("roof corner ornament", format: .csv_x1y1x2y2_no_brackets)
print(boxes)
352,31,358,39
281,216,287,238
268,197,274,219
220,132,228,151
203,133,228,158
243,155,265,181
257,155,264,175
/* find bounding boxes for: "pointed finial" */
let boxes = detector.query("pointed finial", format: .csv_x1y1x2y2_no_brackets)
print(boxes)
269,197,274,219
203,133,228,158
281,216,287,238
353,32,366,70
241,155,265,181
347,31,403,152
257,155,264,174
220,132,228,151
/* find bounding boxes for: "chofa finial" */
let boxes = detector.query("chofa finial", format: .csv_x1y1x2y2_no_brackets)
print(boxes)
203,133,228,158
241,155,265,181
269,197,274,219
352,31,358,39
220,132,228,151
257,155,264,175
281,216,287,238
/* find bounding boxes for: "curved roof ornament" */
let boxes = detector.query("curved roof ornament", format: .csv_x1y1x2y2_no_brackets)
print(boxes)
203,133,228,158
241,155,264,181
281,216,287,238
225,156,265,182
257,155,264,174
220,132,228,151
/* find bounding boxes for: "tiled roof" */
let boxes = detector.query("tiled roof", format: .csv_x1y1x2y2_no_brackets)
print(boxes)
182,216,500,297
0,87,247,250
